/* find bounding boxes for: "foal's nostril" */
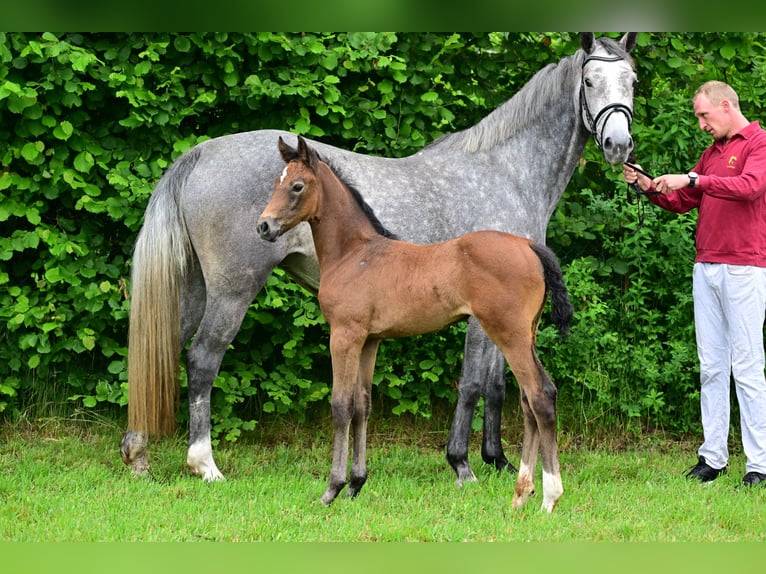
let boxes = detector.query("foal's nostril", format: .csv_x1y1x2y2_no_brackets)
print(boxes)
256,220,271,240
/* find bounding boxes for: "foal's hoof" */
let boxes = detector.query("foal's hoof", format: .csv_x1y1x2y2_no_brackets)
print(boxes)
511,488,535,510
541,497,560,514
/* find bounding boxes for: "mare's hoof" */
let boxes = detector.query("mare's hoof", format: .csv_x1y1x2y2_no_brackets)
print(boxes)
455,469,478,488
120,431,150,475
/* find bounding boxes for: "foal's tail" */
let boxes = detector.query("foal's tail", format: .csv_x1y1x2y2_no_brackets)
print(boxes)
529,242,573,338
127,147,201,437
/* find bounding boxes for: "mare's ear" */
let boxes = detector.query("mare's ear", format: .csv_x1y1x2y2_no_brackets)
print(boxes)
278,136,299,163
297,135,319,172
620,32,638,53
580,32,595,54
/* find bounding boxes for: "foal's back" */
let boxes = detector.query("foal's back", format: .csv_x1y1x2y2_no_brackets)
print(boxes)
318,230,546,341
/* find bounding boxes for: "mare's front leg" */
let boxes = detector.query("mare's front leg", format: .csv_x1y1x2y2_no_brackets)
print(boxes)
321,329,365,505
447,319,512,486
347,339,380,498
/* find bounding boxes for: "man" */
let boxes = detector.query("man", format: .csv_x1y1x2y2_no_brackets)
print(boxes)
624,80,766,487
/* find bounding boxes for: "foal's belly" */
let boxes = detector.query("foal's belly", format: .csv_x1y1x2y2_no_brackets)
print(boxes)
367,298,470,339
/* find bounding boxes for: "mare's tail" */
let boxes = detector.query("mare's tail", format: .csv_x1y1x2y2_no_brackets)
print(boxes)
529,242,573,338
127,147,201,437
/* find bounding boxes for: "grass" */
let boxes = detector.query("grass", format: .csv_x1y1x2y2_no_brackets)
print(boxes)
1,412,765,543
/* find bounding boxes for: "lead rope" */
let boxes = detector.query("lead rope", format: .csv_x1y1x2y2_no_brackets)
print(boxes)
624,152,661,231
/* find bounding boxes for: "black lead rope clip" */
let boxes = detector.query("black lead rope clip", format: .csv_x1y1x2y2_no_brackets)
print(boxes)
623,157,660,231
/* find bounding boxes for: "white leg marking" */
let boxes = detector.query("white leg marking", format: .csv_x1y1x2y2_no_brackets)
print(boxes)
541,470,563,513
512,461,536,510
187,438,225,482
455,471,478,488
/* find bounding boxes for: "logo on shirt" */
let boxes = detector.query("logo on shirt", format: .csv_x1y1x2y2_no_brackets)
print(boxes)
728,155,737,169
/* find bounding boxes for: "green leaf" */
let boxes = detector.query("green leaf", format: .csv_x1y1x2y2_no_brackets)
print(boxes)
21,141,44,162
73,151,94,173
173,36,191,52
719,44,736,60
25,207,41,225
45,267,63,283
53,120,74,140
107,360,124,374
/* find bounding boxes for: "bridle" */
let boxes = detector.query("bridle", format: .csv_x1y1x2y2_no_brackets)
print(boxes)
580,52,659,228
579,54,634,151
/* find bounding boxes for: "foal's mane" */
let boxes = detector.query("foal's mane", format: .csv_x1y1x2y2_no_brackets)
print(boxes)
319,154,399,240
429,36,635,154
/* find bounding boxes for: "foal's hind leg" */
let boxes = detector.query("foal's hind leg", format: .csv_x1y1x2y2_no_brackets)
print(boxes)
347,339,380,498
508,351,562,513
513,389,541,509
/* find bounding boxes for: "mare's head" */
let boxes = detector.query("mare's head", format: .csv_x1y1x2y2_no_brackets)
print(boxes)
257,136,320,242
578,32,638,164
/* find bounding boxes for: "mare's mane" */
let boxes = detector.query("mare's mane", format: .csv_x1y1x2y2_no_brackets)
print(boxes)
429,36,635,154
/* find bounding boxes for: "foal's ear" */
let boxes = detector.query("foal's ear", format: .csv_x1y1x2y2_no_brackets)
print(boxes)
620,32,638,53
579,32,595,54
297,135,319,172
277,136,299,163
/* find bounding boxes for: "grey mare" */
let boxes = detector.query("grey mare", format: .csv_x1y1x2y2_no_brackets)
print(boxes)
121,33,638,486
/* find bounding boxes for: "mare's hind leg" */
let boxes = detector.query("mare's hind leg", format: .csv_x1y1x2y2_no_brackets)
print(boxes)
447,319,512,485
185,288,263,482
120,260,206,478
347,339,380,498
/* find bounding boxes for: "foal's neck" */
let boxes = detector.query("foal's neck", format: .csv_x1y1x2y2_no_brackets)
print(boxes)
309,163,385,271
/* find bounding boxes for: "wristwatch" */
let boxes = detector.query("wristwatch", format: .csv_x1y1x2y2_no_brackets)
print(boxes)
688,171,698,188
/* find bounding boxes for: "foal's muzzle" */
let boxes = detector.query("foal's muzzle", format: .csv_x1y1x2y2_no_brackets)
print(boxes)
256,216,281,242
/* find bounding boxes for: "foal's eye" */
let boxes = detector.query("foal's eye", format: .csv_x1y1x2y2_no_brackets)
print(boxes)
291,182,304,193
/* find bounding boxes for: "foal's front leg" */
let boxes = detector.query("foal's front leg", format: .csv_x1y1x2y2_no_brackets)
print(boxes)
347,339,380,498
320,330,364,505
507,350,563,513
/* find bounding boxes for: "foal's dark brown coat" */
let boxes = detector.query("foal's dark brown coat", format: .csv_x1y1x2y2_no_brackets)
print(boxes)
257,136,573,512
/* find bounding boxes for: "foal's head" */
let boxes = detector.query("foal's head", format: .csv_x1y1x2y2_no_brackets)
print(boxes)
257,136,321,242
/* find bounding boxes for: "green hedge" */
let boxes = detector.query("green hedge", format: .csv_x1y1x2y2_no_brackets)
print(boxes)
3,32,765,440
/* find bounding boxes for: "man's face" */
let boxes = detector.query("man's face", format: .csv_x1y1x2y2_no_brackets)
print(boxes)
694,94,730,141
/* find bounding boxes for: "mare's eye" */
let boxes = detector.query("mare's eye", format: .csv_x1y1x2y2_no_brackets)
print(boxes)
291,182,304,193
584,78,594,88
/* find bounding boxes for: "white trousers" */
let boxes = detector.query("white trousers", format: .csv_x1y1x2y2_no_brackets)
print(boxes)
693,262,766,474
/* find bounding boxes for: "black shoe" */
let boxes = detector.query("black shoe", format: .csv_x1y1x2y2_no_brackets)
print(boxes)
740,471,766,488
685,455,728,483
